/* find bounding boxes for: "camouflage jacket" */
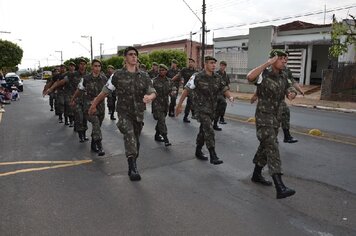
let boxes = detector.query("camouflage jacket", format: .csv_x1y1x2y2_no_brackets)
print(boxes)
78,73,107,110
179,67,198,86
185,70,228,116
167,68,180,88
216,70,230,96
63,71,81,96
253,67,297,127
103,68,156,121
152,76,177,113
148,69,159,79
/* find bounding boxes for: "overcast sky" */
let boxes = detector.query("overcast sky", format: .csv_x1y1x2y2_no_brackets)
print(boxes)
0,0,355,69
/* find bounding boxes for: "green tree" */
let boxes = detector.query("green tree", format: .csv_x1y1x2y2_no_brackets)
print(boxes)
102,56,125,72
148,50,187,69
329,14,356,58
0,39,23,70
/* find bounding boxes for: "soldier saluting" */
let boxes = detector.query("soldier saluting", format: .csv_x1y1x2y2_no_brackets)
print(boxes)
247,49,297,199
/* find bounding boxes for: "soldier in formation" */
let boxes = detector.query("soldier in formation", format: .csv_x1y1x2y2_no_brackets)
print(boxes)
167,59,180,117
176,56,234,165
214,60,230,130
247,49,297,199
89,46,156,181
152,64,177,146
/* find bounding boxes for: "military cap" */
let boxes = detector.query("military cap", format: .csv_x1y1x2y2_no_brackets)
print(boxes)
107,65,115,69
152,62,159,66
188,58,195,62
204,56,217,62
91,59,102,66
159,64,168,70
124,46,139,56
78,57,87,64
220,61,227,66
269,49,288,58
60,64,66,68
69,61,76,67
171,59,178,64
139,64,147,69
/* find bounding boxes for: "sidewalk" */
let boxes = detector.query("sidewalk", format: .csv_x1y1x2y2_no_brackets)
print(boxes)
232,89,356,113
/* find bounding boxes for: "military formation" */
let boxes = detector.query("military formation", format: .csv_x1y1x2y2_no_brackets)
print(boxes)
42,46,301,199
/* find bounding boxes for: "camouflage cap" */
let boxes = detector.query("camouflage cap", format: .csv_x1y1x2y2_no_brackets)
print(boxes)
171,59,178,64
92,59,102,66
269,49,288,58
152,62,159,66
159,64,168,70
220,61,227,66
204,56,217,62
69,61,76,67
124,46,139,56
107,65,115,69
78,57,87,64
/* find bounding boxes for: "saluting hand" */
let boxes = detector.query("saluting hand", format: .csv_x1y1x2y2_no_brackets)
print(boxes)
267,55,278,66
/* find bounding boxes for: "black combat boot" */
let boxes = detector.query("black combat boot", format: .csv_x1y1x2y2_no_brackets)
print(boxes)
251,164,272,186
91,139,98,152
127,157,141,181
213,120,222,131
64,116,69,125
110,112,116,120
78,131,85,143
272,174,296,199
183,115,190,123
96,140,105,156
50,106,54,111
154,131,164,142
219,116,227,124
58,114,63,123
208,147,223,165
162,134,171,147
283,129,298,143
195,145,208,161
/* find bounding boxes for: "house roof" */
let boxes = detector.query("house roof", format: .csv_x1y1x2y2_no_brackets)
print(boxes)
277,20,331,31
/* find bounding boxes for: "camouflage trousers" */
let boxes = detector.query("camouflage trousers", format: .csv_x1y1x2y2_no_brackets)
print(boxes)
215,95,227,120
64,94,74,118
196,113,215,149
87,111,105,141
49,93,54,108
278,100,290,130
74,102,88,132
107,95,116,114
253,126,282,175
55,93,64,115
153,111,168,135
116,113,144,159
169,92,177,114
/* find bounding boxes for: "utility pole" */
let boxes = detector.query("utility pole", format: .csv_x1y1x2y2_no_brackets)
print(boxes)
100,43,104,60
55,50,63,64
190,31,197,58
90,36,93,61
201,0,206,69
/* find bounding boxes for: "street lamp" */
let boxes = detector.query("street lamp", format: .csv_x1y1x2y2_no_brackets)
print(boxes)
81,35,93,61
190,31,197,58
55,50,63,64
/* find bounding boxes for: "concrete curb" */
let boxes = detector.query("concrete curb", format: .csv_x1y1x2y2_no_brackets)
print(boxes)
292,104,356,113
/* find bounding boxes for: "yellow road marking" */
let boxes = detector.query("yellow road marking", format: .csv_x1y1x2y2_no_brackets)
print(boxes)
0,160,92,177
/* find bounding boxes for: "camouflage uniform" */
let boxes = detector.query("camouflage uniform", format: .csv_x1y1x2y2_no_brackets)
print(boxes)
102,68,156,158
279,68,295,130
185,70,228,149
63,71,78,123
215,69,230,122
252,67,297,175
152,75,177,136
77,73,107,141
148,69,159,80
167,67,180,115
74,71,88,132
179,67,198,118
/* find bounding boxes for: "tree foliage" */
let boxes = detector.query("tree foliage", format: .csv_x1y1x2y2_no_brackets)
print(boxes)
148,50,187,69
329,14,356,57
0,39,23,69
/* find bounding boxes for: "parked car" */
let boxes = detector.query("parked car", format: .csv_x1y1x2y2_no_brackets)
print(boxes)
4,73,23,92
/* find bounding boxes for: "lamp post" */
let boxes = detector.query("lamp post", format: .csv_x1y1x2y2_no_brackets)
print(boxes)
190,31,197,58
100,43,104,59
55,50,63,64
81,35,93,61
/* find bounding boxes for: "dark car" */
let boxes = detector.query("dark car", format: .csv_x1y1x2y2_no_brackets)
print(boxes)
4,73,23,92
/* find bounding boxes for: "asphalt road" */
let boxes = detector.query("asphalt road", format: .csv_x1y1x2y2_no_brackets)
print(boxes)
0,80,355,236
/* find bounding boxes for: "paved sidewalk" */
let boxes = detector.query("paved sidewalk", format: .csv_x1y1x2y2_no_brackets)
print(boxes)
233,90,356,113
